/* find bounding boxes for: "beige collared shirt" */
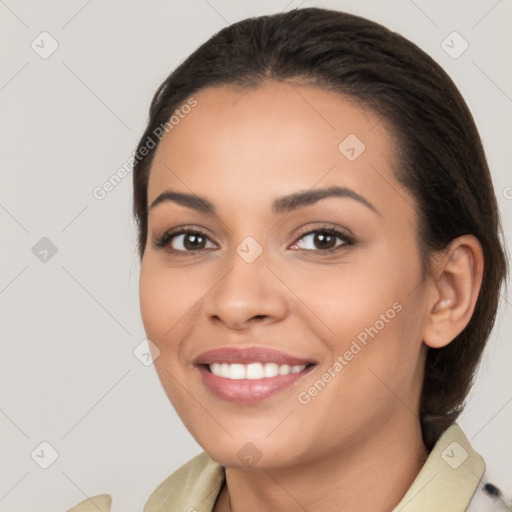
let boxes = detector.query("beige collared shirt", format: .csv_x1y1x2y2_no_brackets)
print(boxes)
67,423,493,512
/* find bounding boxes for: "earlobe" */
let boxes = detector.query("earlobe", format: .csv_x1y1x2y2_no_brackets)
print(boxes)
423,235,484,349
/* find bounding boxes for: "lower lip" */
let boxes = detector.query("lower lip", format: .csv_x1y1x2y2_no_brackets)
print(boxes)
197,365,315,404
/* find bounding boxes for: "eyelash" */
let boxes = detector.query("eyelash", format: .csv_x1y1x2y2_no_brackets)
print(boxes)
154,225,355,257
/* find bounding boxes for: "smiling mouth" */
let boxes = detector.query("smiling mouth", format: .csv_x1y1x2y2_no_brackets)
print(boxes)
193,346,317,403
205,362,316,380
197,361,316,404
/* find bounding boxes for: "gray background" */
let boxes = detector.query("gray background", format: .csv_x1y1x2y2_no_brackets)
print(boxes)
1,0,511,510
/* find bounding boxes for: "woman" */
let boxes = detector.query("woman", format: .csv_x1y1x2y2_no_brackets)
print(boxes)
68,7,509,512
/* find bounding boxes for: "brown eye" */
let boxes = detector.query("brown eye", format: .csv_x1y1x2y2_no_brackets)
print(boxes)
312,231,337,250
178,232,208,251
155,229,216,253
292,228,355,252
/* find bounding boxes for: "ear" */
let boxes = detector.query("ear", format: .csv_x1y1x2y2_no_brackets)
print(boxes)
423,235,484,349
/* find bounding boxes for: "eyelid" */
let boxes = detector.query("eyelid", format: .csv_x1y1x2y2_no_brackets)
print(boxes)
292,223,355,240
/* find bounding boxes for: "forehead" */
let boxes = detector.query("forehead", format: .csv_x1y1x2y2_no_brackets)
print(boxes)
147,81,410,218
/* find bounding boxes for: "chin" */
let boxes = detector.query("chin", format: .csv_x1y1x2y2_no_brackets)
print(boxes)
190,426,312,470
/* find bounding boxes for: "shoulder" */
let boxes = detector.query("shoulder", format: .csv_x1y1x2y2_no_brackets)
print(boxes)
143,451,225,512
64,452,224,512
439,425,512,511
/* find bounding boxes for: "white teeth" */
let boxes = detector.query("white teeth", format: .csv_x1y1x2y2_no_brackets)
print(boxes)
230,363,246,379
246,362,264,379
209,362,306,379
279,364,291,375
264,363,279,377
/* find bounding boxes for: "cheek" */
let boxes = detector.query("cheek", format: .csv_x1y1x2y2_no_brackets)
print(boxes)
138,262,197,403
139,260,197,343
285,261,406,339
139,265,167,339
288,243,425,371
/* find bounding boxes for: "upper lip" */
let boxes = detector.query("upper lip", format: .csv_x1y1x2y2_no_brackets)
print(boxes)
193,346,315,366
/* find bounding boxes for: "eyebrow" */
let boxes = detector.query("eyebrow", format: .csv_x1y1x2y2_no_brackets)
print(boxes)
148,185,378,215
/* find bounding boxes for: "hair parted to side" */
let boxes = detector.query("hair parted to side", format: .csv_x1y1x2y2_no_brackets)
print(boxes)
132,7,507,449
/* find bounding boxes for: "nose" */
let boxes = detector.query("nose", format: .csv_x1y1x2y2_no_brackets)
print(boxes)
203,247,288,331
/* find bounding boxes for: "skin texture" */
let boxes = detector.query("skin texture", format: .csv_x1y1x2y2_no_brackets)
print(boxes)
139,81,484,512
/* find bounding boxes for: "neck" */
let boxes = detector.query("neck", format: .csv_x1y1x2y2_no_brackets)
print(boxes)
214,418,428,512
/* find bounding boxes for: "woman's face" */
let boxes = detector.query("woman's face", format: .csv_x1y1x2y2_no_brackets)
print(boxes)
139,82,430,468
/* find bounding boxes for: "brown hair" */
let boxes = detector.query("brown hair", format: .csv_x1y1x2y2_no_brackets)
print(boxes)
132,7,507,449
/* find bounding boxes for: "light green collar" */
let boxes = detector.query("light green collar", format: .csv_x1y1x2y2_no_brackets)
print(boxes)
392,423,485,511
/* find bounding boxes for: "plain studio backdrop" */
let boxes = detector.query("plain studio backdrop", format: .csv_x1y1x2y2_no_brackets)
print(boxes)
1,1,511,510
